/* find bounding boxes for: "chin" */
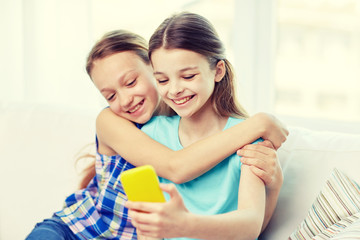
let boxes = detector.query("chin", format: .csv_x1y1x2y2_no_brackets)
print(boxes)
137,114,152,124
174,109,194,118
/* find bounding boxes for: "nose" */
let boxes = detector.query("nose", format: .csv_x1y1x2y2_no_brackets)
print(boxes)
118,91,133,110
168,79,184,97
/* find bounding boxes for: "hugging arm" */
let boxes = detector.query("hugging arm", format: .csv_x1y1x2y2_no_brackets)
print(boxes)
126,165,266,240
96,108,288,183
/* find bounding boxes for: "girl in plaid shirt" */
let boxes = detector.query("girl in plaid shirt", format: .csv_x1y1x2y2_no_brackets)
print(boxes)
26,28,287,240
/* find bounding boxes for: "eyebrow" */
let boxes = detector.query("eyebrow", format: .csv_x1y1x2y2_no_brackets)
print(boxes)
100,70,135,93
153,66,198,75
100,88,112,93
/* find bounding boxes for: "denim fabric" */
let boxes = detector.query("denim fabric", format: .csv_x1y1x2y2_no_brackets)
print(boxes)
25,215,79,240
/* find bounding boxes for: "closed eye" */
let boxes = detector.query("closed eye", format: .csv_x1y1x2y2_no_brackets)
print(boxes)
107,93,115,101
183,74,196,80
157,79,168,84
126,79,136,87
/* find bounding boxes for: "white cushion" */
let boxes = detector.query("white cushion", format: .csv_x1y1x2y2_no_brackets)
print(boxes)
289,168,360,239
0,103,97,240
260,127,360,240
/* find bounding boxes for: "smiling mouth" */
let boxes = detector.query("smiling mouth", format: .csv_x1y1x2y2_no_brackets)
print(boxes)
128,100,144,113
172,96,193,105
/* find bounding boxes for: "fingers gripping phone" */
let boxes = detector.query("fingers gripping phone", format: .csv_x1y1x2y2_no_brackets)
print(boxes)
120,165,166,202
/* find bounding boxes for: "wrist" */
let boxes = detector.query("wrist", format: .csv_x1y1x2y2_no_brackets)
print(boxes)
251,113,268,138
266,179,283,195
181,212,198,238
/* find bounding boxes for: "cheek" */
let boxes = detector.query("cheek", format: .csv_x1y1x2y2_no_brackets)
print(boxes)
201,79,216,95
137,82,158,107
141,82,157,97
158,88,166,99
109,104,122,116
147,88,159,105
156,85,167,99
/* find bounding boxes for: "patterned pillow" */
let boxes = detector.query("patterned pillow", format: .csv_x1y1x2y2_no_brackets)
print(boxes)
313,212,360,239
289,168,360,240
329,213,360,239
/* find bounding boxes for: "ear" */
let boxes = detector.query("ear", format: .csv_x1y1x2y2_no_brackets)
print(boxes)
214,60,226,83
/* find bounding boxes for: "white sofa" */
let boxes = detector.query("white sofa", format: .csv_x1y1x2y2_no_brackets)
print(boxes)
260,126,360,239
1,103,360,240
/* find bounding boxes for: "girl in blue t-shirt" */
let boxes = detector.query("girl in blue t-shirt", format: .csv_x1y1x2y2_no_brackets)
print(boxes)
26,28,287,240
125,12,282,240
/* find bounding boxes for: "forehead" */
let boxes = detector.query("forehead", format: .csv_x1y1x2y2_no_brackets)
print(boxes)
91,51,152,89
93,51,145,72
91,51,148,80
151,48,208,72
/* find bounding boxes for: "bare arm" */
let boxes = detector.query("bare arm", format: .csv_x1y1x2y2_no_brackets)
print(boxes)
238,141,283,232
184,165,266,240
96,108,287,183
126,166,266,240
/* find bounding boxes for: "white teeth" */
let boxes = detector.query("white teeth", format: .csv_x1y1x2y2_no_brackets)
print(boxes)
128,103,141,113
173,96,191,104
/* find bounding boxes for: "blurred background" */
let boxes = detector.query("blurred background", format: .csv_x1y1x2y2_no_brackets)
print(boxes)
1,0,360,239
1,0,360,132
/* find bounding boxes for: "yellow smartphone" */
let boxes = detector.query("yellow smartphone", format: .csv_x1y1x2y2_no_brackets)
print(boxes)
120,165,166,202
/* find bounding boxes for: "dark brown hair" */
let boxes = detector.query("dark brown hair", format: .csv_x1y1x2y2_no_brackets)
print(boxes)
149,12,248,118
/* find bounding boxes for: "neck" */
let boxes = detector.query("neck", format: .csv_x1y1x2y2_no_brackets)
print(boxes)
178,107,228,148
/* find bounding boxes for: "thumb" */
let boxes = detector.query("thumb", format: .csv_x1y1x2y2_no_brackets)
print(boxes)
160,183,181,200
258,140,275,149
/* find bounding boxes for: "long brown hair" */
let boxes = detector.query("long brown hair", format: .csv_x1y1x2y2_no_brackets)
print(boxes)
79,30,153,189
149,12,248,118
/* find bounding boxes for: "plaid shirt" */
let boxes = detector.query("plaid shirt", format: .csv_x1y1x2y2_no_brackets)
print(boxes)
55,125,141,239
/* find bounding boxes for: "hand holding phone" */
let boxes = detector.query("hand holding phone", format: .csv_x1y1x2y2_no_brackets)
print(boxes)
120,165,166,202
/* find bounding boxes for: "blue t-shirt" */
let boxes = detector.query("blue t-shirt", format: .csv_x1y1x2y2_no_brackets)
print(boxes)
141,115,261,240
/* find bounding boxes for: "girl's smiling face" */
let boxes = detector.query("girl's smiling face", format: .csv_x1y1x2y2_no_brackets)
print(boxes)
91,51,159,124
151,48,223,119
